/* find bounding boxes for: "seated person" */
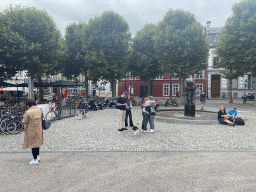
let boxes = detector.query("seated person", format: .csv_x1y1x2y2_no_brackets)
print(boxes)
218,106,235,126
227,106,238,121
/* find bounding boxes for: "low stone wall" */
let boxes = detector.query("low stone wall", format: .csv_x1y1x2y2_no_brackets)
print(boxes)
155,109,219,125
155,116,219,125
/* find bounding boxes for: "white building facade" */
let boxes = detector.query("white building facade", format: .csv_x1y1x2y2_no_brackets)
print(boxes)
206,22,255,98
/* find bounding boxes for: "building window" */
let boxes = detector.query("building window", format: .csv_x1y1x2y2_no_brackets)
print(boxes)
248,74,252,89
232,78,238,89
195,71,203,79
129,85,134,95
171,73,179,80
172,84,179,96
129,76,136,80
156,75,163,80
163,84,170,96
213,54,219,68
196,84,203,96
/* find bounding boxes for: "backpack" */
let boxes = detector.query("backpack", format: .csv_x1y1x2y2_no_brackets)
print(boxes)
235,117,245,125
145,106,151,114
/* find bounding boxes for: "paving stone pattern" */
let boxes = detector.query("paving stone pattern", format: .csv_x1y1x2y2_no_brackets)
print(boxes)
0,100,256,152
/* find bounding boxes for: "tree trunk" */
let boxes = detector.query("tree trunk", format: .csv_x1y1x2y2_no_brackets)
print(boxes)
148,79,153,96
29,77,35,100
38,77,43,102
228,78,233,103
179,74,184,96
85,71,89,99
111,79,117,98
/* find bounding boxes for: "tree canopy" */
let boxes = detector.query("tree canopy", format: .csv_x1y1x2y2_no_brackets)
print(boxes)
216,0,256,102
84,11,131,97
154,9,209,95
0,5,63,79
129,23,163,95
0,21,28,81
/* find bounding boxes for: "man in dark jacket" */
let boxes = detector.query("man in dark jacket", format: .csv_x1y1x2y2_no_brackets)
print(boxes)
117,92,128,131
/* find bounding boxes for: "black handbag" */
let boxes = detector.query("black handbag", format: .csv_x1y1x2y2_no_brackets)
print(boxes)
42,119,51,130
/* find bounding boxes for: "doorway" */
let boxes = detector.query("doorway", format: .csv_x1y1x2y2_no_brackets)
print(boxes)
139,85,148,97
211,75,221,97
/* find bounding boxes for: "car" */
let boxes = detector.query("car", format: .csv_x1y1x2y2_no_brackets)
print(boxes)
242,93,255,101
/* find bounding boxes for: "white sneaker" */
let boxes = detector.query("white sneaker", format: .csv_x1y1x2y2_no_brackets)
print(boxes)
143,130,149,132
149,129,155,132
37,156,40,162
29,159,39,165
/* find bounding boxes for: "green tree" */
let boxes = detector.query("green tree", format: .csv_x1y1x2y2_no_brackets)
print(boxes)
63,22,107,98
63,22,90,97
154,9,209,95
0,21,28,81
84,11,131,97
1,5,62,99
217,0,256,103
216,25,245,103
129,23,163,96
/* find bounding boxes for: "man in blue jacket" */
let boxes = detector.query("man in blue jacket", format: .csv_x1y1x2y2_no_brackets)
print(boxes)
227,106,238,121
117,91,128,131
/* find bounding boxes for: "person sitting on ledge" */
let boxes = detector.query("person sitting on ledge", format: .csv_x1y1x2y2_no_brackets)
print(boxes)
227,106,238,122
218,105,235,126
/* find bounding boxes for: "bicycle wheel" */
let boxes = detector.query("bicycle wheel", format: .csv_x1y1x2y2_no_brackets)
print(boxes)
45,111,57,122
13,120,24,134
0,119,10,134
75,109,84,120
7,121,16,134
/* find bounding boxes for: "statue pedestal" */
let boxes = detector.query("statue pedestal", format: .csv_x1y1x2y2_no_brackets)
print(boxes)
184,104,195,117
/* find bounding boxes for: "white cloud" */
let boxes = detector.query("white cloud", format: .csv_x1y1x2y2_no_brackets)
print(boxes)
0,0,243,36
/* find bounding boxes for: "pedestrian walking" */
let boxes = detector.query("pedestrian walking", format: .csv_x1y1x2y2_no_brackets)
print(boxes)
200,91,206,110
117,92,128,131
142,96,156,132
22,99,44,165
125,95,134,128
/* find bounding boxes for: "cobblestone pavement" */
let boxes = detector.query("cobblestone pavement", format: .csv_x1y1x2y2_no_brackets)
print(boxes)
0,99,255,153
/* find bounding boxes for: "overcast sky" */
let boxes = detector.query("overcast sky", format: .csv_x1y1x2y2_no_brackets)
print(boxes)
0,0,242,36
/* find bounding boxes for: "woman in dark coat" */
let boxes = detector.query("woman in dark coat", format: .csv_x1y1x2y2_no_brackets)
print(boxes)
218,106,235,126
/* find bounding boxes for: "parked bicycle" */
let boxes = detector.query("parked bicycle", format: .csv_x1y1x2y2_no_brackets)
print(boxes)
164,97,178,106
131,98,137,106
75,100,89,120
45,101,62,122
0,108,24,134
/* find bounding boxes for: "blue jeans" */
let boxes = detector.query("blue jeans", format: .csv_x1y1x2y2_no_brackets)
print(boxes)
149,115,155,130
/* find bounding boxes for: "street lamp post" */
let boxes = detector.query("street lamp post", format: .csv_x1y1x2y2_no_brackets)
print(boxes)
243,79,247,103
15,76,19,104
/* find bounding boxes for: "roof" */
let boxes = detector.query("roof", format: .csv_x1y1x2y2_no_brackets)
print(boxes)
208,27,222,34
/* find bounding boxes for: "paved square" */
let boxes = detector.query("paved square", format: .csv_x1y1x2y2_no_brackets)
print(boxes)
1,100,255,153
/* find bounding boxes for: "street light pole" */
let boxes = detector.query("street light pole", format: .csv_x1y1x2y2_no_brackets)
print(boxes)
16,76,19,104
243,78,247,103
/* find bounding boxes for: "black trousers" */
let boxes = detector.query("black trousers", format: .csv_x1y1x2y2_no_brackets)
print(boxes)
142,112,150,130
125,109,134,127
32,147,39,159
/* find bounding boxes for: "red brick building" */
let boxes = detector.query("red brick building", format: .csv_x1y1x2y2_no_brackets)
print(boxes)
118,69,207,98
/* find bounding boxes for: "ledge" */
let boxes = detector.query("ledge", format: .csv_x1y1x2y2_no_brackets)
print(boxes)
155,116,219,125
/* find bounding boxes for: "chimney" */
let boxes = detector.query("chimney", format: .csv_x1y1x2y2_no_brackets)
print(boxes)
206,21,211,31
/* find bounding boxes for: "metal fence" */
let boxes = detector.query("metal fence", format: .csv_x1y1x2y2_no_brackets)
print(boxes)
0,98,81,120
